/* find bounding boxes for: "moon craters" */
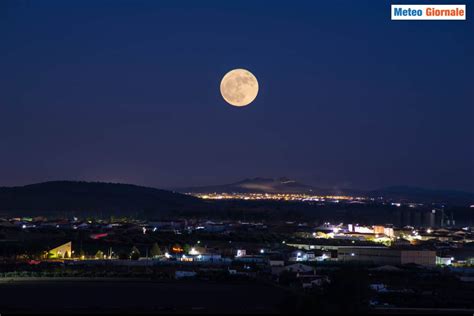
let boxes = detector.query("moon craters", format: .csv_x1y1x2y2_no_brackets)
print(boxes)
220,69,259,107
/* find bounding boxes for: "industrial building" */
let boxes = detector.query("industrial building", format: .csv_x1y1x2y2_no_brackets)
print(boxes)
338,247,436,266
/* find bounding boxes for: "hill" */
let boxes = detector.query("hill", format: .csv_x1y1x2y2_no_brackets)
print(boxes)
368,186,474,206
0,181,202,217
177,177,320,194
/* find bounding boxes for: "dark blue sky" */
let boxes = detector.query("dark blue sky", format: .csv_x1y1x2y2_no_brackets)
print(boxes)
1,0,473,191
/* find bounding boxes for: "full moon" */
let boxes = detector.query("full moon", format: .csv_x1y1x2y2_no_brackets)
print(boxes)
220,69,259,107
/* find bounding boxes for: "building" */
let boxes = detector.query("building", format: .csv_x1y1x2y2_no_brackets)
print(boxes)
424,210,436,228
373,225,394,238
338,247,436,266
400,250,436,265
47,241,72,259
235,255,268,264
348,224,374,234
284,263,315,274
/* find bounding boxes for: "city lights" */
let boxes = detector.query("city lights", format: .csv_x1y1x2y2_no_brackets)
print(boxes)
191,192,366,202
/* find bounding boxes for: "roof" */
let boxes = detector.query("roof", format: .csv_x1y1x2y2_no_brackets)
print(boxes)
369,265,402,272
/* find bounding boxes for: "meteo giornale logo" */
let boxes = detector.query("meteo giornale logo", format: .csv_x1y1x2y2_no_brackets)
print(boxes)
391,4,466,20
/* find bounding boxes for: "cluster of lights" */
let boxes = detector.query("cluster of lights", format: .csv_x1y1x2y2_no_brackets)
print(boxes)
191,192,366,202
189,248,200,255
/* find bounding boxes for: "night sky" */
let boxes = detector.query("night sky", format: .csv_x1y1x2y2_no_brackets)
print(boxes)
1,0,473,191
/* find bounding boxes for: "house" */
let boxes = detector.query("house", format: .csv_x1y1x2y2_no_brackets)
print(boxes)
273,263,316,277
236,249,246,257
289,250,309,262
369,265,402,272
300,275,330,288
289,250,328,262
234,255,268,264
284,263,315,274
370,283,388,293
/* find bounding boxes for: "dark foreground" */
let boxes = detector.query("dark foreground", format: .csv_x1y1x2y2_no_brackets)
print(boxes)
2,278,474,315
0,279,288,314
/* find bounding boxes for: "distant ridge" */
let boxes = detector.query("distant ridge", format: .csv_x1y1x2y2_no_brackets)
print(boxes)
177,178,474,206
0,181,202,216
177,177,363,196
368,186,474,206
177,177,319,194
0,180,472,218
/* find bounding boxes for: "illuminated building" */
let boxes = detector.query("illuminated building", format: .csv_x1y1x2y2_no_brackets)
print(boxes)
436,256,454,266
46,241,72,259
373,226,385,235
236,249,246,257
171,246,184,253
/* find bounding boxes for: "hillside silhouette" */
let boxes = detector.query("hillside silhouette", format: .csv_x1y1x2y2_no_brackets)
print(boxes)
0,181,202,216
